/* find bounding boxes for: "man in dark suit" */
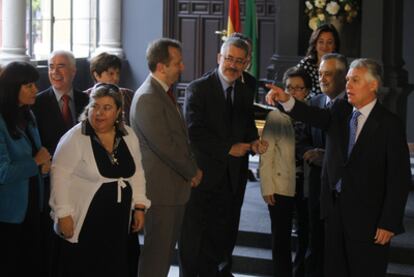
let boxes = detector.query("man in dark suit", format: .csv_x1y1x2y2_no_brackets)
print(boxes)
130,38,202,277
179,37,267,277
32,50,89,276
301,53,347,277
266,58,411,277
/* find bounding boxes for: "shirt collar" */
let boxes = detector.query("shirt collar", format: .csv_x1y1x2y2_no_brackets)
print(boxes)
354,98,377,118
150,73,170,92
52,87,74,101
217,69,235,92
326,90,346,105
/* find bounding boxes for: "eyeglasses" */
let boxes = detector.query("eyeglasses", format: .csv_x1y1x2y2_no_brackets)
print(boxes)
222,55,246,66
285,86,306,93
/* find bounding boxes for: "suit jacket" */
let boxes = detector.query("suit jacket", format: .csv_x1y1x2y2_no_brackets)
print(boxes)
288,99,411,241
0,114,44,223
32,87,89,155
130,75,198,206
184,69,259,192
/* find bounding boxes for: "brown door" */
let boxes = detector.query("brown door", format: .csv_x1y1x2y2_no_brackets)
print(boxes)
164,0,276,103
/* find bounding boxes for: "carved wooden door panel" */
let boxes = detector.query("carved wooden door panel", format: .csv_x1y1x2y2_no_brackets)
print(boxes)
164,0,276,104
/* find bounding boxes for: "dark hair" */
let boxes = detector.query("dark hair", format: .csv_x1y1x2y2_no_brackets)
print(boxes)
282,66,312,89
146,38,182,73
89,52,122,82
306,24,340,62
80,83,127,133
0,62,39,139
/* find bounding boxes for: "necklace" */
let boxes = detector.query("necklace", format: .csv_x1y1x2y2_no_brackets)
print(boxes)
93,134,121,166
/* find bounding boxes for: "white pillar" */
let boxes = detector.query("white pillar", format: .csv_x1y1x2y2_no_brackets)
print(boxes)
0,0,31,64
93,0,124,58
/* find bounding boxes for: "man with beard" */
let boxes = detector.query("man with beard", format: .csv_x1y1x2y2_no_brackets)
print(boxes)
32,50,89,276
179,37,268,277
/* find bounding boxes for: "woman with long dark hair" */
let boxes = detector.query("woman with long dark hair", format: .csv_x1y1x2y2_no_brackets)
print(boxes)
0,61,51,276
297,23,341,97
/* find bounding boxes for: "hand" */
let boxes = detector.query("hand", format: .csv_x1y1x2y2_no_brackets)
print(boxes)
190,169,203,188
229,143,251,157
303,148,325,166
265,84,291,105
251,139,268,155
34,147,51,166
374,228,394,245
58,215,74,239
263,195,276,206
41,160,51,174
131,209,145,232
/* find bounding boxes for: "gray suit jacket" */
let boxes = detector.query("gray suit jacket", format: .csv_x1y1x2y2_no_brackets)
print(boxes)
130,75,198,205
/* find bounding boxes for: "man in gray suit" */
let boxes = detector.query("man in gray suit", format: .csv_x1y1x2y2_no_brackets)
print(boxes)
130,38,202,277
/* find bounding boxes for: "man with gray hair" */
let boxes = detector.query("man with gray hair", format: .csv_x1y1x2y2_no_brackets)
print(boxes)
130,38,202,277
265,58,411,276
179,37,268,276
32,50,89,276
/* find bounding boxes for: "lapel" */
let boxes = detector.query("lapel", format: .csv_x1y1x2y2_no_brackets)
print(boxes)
46,88,65,124
211,70,231,128
347,102,381,162
149,76,187,132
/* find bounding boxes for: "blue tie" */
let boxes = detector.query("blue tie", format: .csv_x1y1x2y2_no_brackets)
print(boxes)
347,110,361,157
335,110,361,193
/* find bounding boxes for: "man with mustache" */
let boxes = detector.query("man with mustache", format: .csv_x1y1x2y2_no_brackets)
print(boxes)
179,37,268,277
32,50,89,276
265,58,410,277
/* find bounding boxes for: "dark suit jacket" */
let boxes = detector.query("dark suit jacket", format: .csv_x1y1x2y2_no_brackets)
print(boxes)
32,87,89,155
184,69,258,192
288,99,411,241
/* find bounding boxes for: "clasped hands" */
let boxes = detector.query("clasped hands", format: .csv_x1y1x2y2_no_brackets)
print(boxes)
34,146,51,174
229,139,268,158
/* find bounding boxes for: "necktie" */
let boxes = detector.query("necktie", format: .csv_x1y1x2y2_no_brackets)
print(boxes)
166,87,176,105
225,86,233,125
325,100,333,109
347,110,361,157
335,110,361,193
61,94,73,128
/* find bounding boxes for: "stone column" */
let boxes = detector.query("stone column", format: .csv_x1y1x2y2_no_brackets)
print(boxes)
0,0,31,64
93,0,124,58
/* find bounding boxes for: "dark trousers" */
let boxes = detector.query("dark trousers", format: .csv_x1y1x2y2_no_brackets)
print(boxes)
0,178,41,276
324,195,389,277
268,194,295,277
219,181,247,277
179,186,233,277
306,167,324,277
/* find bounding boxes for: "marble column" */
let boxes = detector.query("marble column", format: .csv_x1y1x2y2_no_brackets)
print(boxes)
93,0,124,58
0,0,31,64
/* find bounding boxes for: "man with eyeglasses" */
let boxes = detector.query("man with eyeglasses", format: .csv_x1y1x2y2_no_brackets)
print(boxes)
179,37,268,277
32,50,89,276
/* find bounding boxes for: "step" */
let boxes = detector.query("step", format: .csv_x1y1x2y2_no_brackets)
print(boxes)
231,245,414,277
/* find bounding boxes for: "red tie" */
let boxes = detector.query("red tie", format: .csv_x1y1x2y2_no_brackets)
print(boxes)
166,87,176,104
61,94,73,128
